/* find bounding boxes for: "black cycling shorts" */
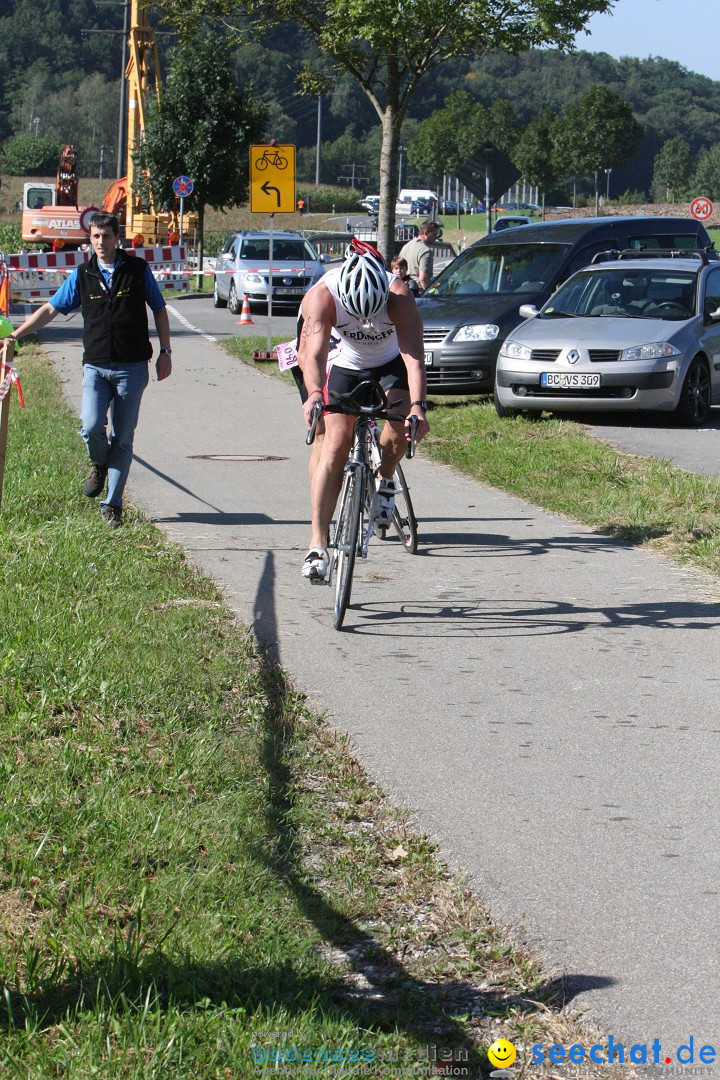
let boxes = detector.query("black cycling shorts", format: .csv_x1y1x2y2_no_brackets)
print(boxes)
326,356,408,405
294,355,408,409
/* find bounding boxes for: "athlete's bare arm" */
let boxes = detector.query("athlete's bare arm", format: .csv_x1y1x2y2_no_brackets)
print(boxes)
298,283,335,427
387,281,429,442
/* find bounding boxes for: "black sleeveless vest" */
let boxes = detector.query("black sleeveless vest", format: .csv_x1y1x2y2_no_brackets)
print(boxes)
77,252,153,364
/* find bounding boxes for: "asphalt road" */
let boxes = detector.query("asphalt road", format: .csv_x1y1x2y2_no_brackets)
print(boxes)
18,294,720,1075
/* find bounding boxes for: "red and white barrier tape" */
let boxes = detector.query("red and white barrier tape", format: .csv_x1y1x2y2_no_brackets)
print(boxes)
0,362,25,408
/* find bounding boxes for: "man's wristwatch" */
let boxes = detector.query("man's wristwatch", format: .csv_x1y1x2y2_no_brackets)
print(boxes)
159,347,172,355
411,400,429,412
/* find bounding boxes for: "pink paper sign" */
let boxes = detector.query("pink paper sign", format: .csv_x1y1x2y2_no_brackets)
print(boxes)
276,340,298,371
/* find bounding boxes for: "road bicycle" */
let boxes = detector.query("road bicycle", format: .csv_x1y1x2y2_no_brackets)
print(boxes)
307,380,418,630
255,149,288,171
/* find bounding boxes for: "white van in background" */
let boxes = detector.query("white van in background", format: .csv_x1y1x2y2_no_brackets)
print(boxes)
395,188,438,216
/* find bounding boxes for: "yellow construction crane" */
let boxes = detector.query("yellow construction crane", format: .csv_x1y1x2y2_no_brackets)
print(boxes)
102,0,196,245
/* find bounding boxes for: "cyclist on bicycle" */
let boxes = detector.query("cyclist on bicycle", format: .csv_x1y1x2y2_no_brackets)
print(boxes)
296,239,429,582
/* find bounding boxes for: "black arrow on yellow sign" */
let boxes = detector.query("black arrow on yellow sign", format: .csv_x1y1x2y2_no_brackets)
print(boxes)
261,181,281,207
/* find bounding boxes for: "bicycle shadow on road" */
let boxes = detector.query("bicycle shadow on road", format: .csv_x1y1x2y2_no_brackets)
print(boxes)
336,597,720,638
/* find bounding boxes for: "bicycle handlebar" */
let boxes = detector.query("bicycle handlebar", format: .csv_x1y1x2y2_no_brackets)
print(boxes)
305,379,419,455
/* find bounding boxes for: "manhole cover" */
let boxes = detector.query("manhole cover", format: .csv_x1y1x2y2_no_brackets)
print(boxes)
189,454,287,462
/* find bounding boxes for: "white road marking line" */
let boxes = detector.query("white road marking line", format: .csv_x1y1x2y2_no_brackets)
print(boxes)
166,303,217,342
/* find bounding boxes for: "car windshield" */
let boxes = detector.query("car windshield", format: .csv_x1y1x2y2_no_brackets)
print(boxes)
425,243,568,298
240,239,316,262
542,268,697,320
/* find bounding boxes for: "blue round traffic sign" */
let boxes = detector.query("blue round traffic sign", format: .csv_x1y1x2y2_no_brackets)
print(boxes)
173,175,194,198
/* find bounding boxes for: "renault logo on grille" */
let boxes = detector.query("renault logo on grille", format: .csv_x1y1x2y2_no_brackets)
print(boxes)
567,349,580,365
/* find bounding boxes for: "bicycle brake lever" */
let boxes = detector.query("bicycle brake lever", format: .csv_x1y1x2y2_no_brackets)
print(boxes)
405,414,419,459
306,401,324,445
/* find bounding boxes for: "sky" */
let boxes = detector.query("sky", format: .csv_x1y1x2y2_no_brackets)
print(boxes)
574,0,719,81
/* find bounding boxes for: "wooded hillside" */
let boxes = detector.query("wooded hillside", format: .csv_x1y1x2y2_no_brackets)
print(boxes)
1,0,719,197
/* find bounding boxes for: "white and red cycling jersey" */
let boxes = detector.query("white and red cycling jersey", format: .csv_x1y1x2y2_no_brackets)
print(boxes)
304,266,399,371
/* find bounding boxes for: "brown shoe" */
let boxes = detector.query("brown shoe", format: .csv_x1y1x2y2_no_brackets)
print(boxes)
83,463,108,498
101,504,123,529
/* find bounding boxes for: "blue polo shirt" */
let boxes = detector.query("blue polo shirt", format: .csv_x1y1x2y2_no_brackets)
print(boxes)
50,253,167,315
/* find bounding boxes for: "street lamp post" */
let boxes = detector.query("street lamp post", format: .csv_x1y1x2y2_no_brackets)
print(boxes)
605,168,612,201
484,144,494,236
398,145,407,192
315,94,322,185
32,117,40,138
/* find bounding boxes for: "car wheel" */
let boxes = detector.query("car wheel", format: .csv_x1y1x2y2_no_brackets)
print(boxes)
494,386,519,417
228,281,242,315
213,277,227,308
494,386,543,420
676,357,711,427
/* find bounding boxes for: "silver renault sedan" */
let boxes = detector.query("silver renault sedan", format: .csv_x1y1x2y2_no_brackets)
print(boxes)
494,252,720,426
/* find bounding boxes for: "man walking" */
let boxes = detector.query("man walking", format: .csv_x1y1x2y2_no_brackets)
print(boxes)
4,212,171,528
398,218,440,293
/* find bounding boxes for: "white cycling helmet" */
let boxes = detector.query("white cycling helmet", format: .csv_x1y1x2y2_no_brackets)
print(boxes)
337,240,389,321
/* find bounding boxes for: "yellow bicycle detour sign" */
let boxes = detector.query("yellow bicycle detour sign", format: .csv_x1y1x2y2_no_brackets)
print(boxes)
249,144,296,214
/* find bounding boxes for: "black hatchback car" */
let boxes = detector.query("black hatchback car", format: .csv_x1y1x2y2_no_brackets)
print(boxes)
418,217,714,394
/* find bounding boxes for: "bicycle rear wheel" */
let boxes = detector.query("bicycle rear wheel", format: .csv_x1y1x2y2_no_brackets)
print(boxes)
390,463,417,553
333,469,362,629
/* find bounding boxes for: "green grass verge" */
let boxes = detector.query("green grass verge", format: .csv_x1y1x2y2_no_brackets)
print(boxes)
2,347,638,1078
422,398,720,577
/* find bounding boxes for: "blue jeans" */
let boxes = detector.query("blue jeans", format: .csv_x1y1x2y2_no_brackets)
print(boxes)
80,361,149,509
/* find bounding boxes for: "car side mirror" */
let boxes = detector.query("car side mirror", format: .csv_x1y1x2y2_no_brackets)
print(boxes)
319,254,327,263
519,303,539,319
709,307,720,321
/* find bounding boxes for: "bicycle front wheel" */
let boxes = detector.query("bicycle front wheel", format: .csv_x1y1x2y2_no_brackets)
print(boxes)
333,469,362,629
390,464,418,554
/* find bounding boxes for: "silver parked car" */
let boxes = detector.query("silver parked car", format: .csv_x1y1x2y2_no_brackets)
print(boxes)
494,251,720,426
213,230,326,313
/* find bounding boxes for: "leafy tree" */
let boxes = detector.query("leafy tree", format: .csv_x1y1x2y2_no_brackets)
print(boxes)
693,145,720,201
135,31,266,263
410,92,517,224
410,93,484,178
553,85,643,210
512,110,561,217
653,136,693,201
0,133,60,174
9,72,118,178
153,0,617,259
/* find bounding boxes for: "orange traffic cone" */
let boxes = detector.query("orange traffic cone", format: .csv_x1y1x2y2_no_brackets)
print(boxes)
237,294,254,325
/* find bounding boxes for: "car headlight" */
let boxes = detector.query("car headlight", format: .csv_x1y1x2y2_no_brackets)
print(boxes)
453,324,500,342
243,273,264,286
620,342,682,362
501,341,532,361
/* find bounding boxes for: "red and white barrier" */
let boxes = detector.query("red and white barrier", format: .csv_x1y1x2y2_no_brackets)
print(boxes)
6,245,189,299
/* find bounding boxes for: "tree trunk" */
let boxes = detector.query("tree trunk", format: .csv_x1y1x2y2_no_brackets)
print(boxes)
378,108,402,263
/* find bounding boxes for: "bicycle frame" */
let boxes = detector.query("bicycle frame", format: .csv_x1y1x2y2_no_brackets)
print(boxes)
305,379,418,628
327,416,378,589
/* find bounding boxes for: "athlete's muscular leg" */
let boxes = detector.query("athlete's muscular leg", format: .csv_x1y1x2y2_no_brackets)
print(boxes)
378,390,411,478
309,412,355,551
